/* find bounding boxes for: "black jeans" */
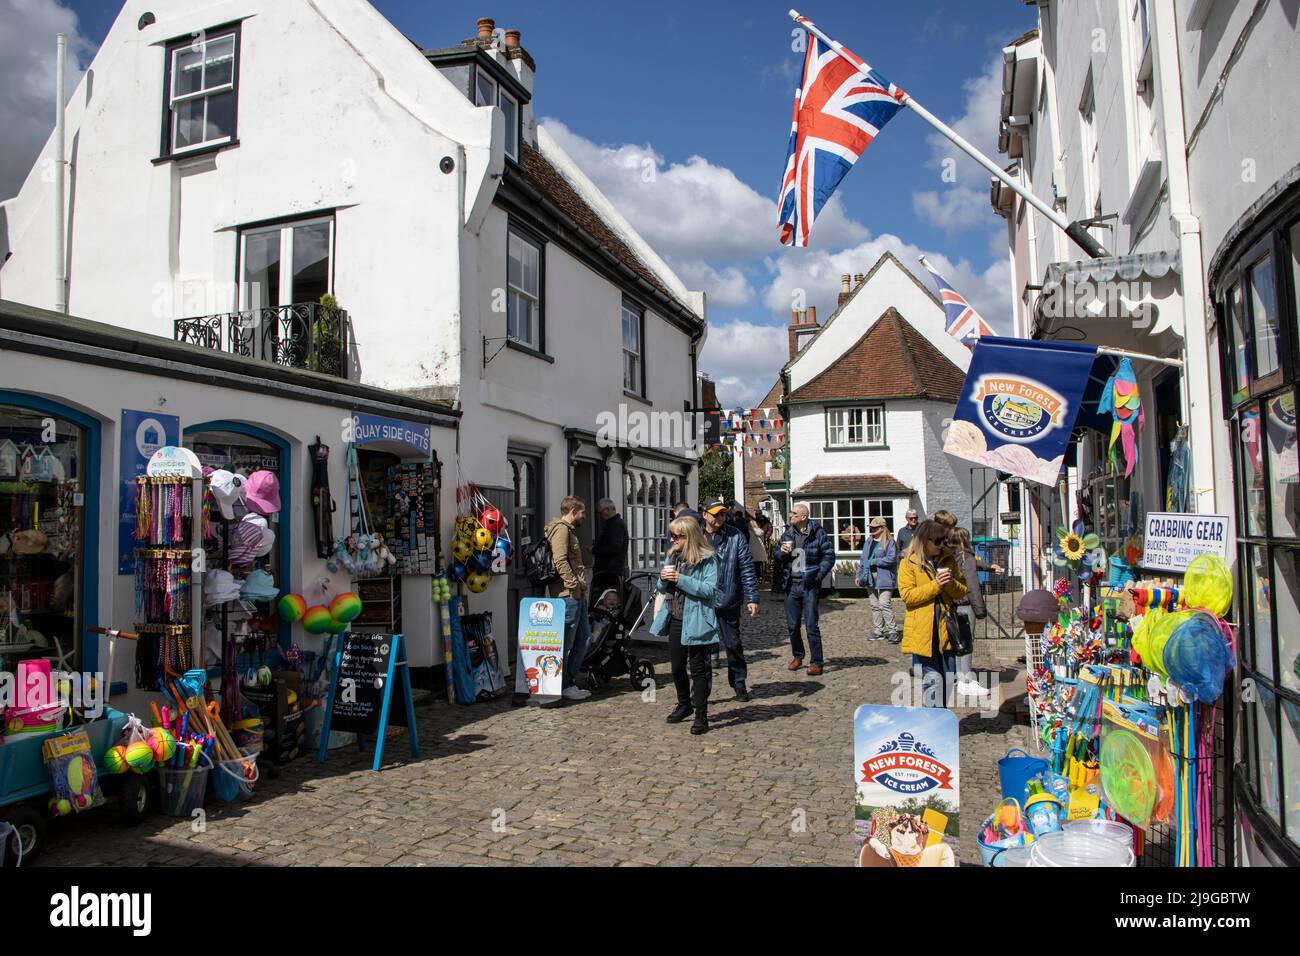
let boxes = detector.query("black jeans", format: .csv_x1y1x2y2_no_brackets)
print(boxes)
784,582,823,665
668,616,713,712
715,606,747,688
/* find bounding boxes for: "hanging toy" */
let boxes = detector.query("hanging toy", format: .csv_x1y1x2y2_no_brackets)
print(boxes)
329,592,362,623
479,505,505,535
472,525,493,551
493,536,513,561
467,570,490,593
451,537,472,563
448,560,469,583
1097,357,1144,478
302,605,334,634
278,593,308,622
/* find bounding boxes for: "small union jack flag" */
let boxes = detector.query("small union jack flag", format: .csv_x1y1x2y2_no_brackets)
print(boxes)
777,25,906,247
919,256,995,347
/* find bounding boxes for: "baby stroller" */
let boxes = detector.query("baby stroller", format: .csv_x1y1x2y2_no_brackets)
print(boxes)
581,570,656,692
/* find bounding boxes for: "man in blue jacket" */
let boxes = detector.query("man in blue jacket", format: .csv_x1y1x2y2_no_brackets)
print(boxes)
858,516,900,643
701,498,759,701
776,503,836,675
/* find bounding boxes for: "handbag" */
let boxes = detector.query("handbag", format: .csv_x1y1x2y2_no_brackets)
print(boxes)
945,606,973,656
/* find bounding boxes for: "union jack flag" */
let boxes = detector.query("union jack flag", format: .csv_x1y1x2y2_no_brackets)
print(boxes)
777,27,906,247
919,256,995,347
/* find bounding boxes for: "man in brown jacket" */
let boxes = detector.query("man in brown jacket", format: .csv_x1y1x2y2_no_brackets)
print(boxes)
544,496,591,701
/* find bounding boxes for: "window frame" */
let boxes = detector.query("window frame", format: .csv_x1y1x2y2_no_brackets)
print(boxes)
506,223,545,352
159,23,242,161
800,497,895,555
236,213,336,311
621,298,646,397
500,89,520,162
824,403,886,450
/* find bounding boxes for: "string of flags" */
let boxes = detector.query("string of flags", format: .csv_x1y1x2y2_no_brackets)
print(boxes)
715,406,785,456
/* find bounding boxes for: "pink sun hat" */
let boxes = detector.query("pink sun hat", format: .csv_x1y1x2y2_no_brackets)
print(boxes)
244,470,281,515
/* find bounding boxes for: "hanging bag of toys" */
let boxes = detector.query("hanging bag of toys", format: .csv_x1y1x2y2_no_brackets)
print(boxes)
448,466,511,595
327,443,396,577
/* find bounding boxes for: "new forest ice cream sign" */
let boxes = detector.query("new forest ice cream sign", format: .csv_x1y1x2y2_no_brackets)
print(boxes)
944,337,1099,487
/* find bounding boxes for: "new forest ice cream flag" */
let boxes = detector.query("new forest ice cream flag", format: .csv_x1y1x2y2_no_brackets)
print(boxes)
944,336,1098,486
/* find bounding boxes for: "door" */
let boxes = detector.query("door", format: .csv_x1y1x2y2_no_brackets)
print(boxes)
239,217,334,361
506,450,544,674
571,460,603,558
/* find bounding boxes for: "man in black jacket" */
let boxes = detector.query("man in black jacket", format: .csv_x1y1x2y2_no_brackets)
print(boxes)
702,498,759,701
591,498,628,578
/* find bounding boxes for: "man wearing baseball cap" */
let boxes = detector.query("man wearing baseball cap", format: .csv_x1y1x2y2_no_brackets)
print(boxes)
700,498,759,702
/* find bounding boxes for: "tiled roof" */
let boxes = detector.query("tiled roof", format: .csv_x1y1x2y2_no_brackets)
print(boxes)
514,143,683,309
793,474,915,497
786,308,965,404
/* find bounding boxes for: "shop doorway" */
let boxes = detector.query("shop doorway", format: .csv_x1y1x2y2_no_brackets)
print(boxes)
0,395,99,673
571,459,603,557
506,448,544,672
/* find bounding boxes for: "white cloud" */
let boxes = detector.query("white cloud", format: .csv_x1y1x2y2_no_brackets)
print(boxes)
761,232,1012,335
667,258,754,310
540,118,870,267
911,56,1005,235
699,319,788,408
0,0,91,199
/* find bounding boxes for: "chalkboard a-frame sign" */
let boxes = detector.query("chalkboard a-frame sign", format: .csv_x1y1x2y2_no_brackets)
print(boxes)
317,631,420,772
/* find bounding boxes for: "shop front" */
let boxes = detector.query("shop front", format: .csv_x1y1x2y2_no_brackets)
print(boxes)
1209,179,1300,867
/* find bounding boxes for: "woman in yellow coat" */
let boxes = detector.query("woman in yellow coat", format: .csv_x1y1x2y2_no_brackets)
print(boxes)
896,519,968,708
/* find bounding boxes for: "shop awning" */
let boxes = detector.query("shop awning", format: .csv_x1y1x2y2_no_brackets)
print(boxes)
1036,249,1183,340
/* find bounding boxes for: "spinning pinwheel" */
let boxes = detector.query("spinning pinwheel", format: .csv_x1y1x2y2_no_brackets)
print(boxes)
1097,357,1144,478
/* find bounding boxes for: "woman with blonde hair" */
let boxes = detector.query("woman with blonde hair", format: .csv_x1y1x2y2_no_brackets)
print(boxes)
896,519,967,708
649,516,720,734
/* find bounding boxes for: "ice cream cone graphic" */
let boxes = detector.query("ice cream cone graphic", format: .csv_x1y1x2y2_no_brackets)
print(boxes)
887,814,929,868
888,846,925,867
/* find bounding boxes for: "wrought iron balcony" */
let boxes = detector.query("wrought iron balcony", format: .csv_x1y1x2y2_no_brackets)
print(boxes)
174,303,351,378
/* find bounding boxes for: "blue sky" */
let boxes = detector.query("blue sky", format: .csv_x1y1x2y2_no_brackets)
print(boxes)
4,0,1037,405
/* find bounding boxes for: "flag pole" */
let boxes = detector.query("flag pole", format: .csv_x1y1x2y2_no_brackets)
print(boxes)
788,9,1110,260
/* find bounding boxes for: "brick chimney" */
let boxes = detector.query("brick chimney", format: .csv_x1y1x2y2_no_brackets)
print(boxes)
788,307,821,360
837,273,852,308
476,17,496,41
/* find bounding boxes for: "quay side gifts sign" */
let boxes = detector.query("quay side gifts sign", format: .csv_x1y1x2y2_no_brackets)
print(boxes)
1141,512,1231,573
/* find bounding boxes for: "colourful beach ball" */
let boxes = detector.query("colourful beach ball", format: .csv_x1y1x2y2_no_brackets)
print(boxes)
329,592,363,623
103,745,128,775
302,605,334,634
278,594,307,622
149,727,177,763
124,740,155,774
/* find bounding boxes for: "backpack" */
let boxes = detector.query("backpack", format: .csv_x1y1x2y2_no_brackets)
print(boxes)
522,534,558,587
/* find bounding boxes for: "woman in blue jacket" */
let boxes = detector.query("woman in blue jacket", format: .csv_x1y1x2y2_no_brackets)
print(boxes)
650,516,720,735
857,517,900,643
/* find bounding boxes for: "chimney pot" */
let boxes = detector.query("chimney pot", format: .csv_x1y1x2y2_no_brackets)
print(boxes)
854,273,865,286
476,17,495,39
840,274,851,293
809,306,817,325
791,309,799,327
504,29,520,47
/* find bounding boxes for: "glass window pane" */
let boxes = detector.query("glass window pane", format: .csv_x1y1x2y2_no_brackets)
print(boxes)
1275,547,1300,694
1239,406,1266,535
205,90,235,142
1267,392,1300,537
172,98,205,150
1249,545,1274,678
243,230,281,309
507,234,522,288
173,46,204,97
1253,680,1281,827
1228,284,1252,401
203,36,235,87
1250,254,1280,379
291,221,331,304
1282,697,1300,841
475,71,497,108
500,92,519,159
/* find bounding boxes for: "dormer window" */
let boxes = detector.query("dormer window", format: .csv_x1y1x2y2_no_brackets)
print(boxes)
432,51,525,164
500,90,519,161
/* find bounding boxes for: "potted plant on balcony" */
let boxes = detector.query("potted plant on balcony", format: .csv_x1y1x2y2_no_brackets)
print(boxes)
313,294,345,377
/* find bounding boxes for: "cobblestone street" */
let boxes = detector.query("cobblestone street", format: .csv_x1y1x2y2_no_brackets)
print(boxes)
41,596,1029,867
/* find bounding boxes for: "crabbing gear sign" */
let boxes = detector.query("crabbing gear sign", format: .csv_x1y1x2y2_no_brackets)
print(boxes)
860,732,954,794
971,375,1067,443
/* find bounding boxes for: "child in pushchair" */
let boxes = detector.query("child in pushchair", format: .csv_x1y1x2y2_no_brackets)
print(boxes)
581,571,656,692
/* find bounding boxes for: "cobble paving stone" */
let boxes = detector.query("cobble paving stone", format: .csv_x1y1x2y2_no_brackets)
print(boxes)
38,595,1026,867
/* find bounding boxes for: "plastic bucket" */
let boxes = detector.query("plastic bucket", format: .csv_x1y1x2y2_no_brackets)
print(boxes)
991,845,1034,867
210,747,259,803
157,760,211,818
233,727,263,754
998,748,1049,806
1064,818,1135,854
1029,829,1135,867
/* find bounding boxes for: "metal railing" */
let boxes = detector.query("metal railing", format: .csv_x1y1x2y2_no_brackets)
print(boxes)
174,303,351,378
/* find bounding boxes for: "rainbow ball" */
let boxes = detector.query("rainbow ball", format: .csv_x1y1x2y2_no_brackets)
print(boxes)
103,745,128,775
67,753,95,796
467,571,490,593
279,594,307,622
329,592,363,623
149,727,177,763
326,614,349,634
302,605,333,634
473,526,493,551
48,797,73,817
123,740,155,774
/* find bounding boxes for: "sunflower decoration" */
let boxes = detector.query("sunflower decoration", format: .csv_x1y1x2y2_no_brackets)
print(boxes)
1053,521,1098,570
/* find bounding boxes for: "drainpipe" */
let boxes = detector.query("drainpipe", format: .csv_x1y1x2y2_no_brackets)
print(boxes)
1151,0,1217,516
53,33,67,314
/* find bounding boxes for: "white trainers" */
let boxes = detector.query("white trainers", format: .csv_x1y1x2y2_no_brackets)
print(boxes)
954,679,990,700
562,686,591,701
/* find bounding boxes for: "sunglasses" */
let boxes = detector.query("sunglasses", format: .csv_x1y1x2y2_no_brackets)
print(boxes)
670,533,685,540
